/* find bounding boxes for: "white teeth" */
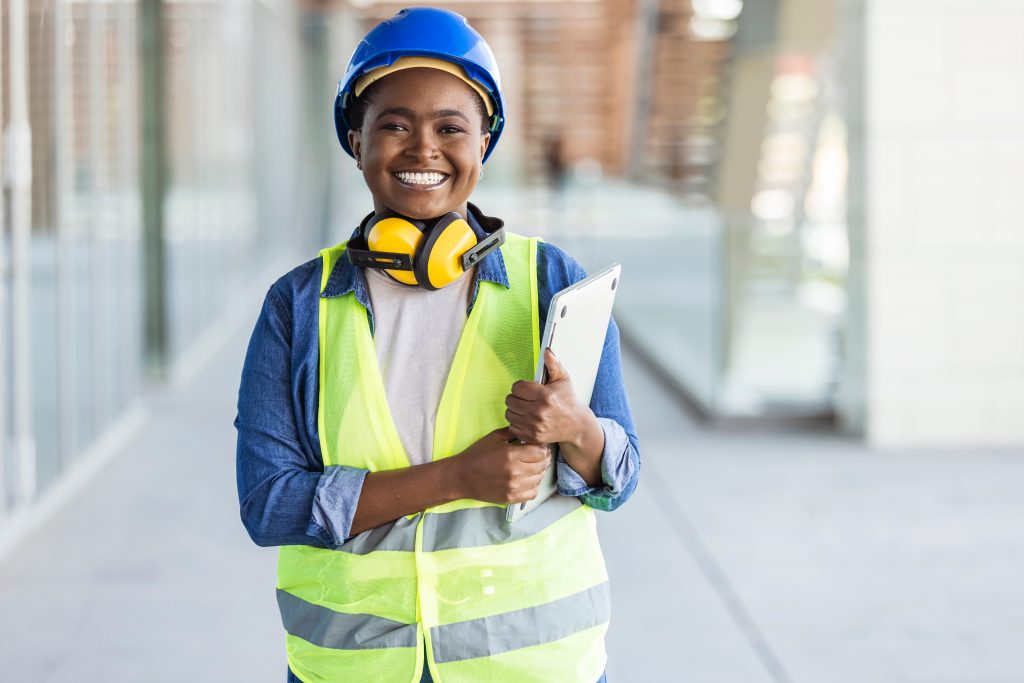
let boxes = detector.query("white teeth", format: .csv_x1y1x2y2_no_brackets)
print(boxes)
394,171,446,185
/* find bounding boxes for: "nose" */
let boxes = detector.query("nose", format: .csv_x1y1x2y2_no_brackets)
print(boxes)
404,125,440,161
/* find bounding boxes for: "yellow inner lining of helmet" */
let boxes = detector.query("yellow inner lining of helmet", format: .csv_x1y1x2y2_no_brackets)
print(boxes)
354,56,494,117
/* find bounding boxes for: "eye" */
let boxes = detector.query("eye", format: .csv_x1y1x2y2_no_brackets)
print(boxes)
439,125,466,135
380,122,407,132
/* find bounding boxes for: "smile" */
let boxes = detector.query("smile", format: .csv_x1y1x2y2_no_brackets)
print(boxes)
392,171,450,189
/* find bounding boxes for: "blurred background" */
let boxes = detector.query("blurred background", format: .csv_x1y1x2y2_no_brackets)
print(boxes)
1,0,1023,681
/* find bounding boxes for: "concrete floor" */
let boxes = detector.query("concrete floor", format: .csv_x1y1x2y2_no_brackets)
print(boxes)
600,357,1024,683
2,288,1024,682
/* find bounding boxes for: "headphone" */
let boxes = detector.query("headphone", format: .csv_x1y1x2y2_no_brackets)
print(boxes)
346,204,506,290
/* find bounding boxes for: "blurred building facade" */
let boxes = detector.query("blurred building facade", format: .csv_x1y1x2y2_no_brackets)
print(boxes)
2,0,1023,536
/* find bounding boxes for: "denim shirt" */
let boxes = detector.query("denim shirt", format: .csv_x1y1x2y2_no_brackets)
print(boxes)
235,210,641,549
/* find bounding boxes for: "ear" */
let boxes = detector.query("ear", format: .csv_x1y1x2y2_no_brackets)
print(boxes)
348,129,363,165
479,131,491,163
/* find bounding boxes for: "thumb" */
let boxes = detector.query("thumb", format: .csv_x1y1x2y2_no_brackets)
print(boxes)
544,348,570,383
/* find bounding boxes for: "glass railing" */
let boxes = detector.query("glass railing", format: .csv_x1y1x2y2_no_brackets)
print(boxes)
0,0,315,525
474,177,845,420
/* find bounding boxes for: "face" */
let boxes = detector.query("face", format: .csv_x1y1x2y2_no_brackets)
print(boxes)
348,68,490,221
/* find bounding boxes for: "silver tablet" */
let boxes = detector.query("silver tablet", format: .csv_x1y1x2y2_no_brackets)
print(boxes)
505,263,622,524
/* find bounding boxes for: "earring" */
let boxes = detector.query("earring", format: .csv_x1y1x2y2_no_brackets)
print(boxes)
478,169,484,180
357,160,363,170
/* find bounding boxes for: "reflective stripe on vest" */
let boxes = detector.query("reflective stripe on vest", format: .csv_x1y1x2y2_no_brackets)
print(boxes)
277,589,420,650
334,491,582,555
277,580,611,661
431,580,611,663
277,234,610,683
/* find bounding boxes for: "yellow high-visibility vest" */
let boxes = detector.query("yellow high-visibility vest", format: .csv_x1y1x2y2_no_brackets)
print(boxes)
277,233,610,683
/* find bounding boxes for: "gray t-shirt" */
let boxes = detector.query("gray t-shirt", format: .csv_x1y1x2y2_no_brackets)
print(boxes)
364,267,476,466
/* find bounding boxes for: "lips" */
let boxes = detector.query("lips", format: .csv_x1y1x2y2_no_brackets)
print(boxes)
392,170,450,188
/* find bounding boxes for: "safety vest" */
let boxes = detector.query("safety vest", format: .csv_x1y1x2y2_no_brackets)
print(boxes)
276,233,610,683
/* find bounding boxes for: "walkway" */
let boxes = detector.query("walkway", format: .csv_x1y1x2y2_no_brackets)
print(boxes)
2,267,1024,682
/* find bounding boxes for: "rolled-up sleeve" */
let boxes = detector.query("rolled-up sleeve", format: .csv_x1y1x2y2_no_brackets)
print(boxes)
307,466,367,546
556,417,638,501
235,282,367,549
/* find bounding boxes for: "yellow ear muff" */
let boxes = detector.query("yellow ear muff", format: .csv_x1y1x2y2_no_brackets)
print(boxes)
366,216,425,286
417,216,477,290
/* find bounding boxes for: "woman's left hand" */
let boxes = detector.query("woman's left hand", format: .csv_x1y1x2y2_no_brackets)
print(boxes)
505,349,588,446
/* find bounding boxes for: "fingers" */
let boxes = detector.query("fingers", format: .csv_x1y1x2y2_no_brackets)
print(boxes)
511,442,549,464
509,380,546,401
505,394,545,443
461,430,551,504
506,413,538,443
508,464,550,502
509,478,546,503
507,421,542,445
504,394,533,416
493,446,548,504
505,418,538,446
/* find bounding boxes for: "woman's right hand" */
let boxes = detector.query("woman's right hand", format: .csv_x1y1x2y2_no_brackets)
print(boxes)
453,428,551,504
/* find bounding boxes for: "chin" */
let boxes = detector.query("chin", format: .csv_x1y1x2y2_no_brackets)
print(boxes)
391,197,462,220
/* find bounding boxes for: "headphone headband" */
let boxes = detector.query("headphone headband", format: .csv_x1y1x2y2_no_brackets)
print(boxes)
347,248,414,271
461,229,504,269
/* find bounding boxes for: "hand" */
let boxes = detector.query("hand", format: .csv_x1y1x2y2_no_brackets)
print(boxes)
453,427,551,504
504,349,587,446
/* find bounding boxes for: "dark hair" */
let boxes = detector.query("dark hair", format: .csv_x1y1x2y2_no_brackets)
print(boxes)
347,77,490,134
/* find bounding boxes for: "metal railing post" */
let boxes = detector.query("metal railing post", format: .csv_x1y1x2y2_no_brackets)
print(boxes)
89,0,111,437
6,0,37,506
140,0,168,378
54,0,76,472
0,0,7,519
627,0,660,180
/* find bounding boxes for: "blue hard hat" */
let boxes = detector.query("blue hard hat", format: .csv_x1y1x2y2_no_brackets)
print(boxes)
335,7,506,163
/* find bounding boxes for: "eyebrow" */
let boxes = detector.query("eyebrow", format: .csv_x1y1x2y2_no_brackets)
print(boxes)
374,107,470,124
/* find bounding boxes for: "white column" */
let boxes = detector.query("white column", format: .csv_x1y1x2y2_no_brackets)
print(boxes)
841,0,1024,447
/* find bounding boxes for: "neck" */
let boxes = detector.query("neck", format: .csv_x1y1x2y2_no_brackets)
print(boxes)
373,201,470,222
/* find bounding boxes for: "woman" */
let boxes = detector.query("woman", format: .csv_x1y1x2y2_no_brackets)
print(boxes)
235,8,640,682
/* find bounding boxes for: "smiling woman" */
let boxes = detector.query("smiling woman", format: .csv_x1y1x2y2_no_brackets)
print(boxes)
235,7,640,683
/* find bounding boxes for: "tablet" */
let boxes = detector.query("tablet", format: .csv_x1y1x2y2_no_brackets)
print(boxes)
505,263,622,524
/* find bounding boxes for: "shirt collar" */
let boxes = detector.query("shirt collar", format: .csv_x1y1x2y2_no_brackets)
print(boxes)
320,203,509,301
466,203,509,289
